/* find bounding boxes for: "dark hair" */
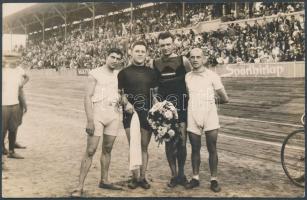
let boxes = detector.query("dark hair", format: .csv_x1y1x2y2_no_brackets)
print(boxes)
107,48,123,58
131,41,147,50
157,31,174,41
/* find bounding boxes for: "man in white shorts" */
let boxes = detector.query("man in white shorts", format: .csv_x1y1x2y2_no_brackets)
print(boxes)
185,48,229,192
71,48,124,197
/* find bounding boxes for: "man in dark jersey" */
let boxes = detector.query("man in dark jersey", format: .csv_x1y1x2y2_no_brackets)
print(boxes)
118,41,158,190
151,32,192,188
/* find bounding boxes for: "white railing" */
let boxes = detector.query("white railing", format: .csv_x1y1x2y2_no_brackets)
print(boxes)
27,61,305,78
211,61,305,78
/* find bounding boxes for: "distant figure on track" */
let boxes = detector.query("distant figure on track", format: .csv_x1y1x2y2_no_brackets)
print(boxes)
185,48,229,192
71,48,124,197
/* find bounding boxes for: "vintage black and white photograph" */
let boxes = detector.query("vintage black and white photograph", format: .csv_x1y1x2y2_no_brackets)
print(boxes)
2,1,305,198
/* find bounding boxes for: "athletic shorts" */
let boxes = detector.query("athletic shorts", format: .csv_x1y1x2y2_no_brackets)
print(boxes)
123,110,150,131
187,102,220,135
93,102,122,137
2,104,20,133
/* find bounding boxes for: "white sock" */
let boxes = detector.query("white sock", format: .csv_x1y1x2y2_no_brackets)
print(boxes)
193,175,199,180
210,177,218,181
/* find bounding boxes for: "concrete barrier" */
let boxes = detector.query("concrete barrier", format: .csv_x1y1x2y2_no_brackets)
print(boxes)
27,62,305,78
27,68,77,77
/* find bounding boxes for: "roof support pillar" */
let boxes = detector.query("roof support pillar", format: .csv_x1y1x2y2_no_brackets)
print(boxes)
53,5,67,41
33,14,45,41
18,20,27,35
130,2,133,35
92,2,95,39
182,2,185,25
83,2,95,39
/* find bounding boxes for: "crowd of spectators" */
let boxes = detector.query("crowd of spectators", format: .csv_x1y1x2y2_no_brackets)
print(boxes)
18,2,304,70
199,14,305,65
71,3,213,38
29,2,303,41
222,2,304,22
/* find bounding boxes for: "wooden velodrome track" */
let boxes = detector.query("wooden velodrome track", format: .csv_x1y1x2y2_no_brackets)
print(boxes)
2,72,305,197
26,75,305,153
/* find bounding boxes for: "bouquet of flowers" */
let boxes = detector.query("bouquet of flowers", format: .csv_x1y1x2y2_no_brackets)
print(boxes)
147,100,181,145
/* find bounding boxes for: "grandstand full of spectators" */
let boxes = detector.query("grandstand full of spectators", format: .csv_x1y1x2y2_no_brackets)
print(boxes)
14,2,304,70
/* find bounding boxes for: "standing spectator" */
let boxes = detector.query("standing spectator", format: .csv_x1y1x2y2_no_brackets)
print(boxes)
2,52,28,160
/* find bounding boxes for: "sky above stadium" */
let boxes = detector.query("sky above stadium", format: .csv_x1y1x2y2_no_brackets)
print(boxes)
3,3,37,17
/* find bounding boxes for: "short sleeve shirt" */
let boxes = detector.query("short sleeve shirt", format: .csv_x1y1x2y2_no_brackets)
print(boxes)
89,67,120,105
185,69,223,108
2,66,25,105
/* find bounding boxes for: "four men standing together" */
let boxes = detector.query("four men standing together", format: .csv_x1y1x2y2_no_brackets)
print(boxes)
70,31,229,196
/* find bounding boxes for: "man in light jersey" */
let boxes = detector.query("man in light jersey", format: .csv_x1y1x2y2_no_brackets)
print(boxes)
185,48,229,192
71,48,124,197
2,54,29,155
2,52,28,162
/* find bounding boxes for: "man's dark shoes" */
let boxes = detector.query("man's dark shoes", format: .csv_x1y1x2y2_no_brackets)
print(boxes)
2,162,8,171
139,178,150,189
14,143,26,149
177,175,188,186
185,178,200,189
7,151,24,159
210,180,221,192
2,147,8,155
167,177,178,188
128,178,139,189
99,181,122,190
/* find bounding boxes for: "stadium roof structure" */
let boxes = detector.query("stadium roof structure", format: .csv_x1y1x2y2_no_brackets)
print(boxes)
3,2,144,35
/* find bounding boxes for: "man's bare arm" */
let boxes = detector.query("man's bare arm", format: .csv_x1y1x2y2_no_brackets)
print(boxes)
18,87,27,113
21,73,30,86
119,89,134,114
151,87,159,104
215,88,229,104
84,75,96,135
183,56,192,72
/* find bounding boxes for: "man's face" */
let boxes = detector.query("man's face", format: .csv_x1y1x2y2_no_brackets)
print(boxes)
106,52,122,69
189,48,207,70
131,45,147,65
158,37,174,57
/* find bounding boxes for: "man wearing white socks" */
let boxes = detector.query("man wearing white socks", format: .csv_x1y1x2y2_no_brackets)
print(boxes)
185,48,229,192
